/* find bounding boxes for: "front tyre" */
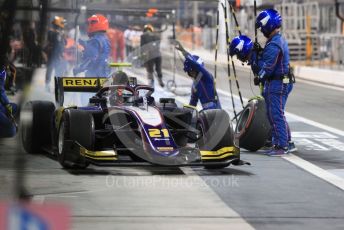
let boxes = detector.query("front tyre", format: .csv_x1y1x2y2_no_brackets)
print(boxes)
197,109,237,169
57,109,94,169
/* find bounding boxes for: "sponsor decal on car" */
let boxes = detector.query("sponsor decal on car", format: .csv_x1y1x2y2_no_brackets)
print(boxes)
62,78,107,87
157,147,174,152
148,128,170,138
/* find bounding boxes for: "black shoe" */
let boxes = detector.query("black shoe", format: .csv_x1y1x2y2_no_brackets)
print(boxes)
148,79,154,88
266,146,289,157
288,141,297,153
158,78,165,87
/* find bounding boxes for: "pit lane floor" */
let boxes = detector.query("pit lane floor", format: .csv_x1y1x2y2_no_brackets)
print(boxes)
1,64,344,229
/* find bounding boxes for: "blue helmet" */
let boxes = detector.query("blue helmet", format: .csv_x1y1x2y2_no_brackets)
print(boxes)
183,55,204,73
229,35,253,62
256,9,282,38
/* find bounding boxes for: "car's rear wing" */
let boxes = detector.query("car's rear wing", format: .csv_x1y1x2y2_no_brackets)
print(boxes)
109,62,132,68
54,63,133,106
54,77,108,106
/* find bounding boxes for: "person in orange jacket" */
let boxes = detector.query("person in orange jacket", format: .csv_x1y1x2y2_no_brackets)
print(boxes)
107,27,125,62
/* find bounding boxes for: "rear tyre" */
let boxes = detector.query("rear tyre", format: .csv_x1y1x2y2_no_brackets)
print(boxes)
197,109,236,169
57,109,94,169
21,101,55,154
235,97,271,152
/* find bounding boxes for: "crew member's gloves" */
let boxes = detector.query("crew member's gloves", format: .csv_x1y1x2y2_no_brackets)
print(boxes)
253,42,263,53
253,77,260,86
5,104,12,115
173,40,181,48
78,39,87,48
174,40,189,57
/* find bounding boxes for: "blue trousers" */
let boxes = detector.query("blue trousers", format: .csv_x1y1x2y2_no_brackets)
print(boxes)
263,80,292,148
283,83,293,142
0,103,17,138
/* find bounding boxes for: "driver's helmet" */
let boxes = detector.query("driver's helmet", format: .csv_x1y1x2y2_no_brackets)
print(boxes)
109,88,134,106
109,88,125,106
109,71,130,105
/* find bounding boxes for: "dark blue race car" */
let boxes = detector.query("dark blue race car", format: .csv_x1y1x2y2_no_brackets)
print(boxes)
21,74,242,169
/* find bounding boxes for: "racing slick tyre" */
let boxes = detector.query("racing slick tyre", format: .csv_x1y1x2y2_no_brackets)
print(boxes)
57,109,94,169
21,101,55,154
197,109,235,169
235,97,271,152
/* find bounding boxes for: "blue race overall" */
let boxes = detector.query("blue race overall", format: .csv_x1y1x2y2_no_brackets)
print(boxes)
250,33,293,148
74,32,111,77
186,55,221,110
0,68,17,138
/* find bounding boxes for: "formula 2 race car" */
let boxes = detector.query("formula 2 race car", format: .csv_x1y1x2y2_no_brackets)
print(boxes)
21,74,242,169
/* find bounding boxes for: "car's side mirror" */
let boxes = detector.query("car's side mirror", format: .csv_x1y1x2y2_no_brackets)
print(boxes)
160,98,175,104
89,97,107,104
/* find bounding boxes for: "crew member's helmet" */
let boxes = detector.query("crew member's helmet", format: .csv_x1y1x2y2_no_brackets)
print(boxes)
256,9,282,38
143,24,154,32
183,55,204,73
112,71,129,85
87,14,109,34
229,35,253,62
52,16,66,29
